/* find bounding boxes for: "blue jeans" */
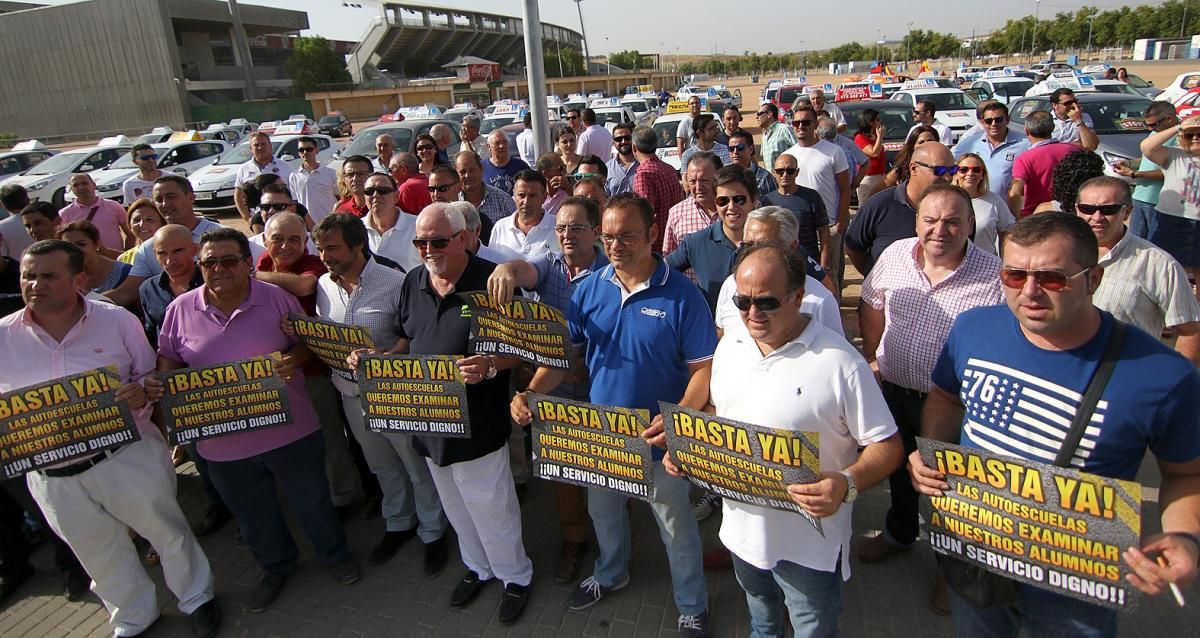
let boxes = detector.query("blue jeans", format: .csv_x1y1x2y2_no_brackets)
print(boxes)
732,553,843,638
1130,200,1158,239
948,583,1117,638
205,432,350,578
587,463,707,616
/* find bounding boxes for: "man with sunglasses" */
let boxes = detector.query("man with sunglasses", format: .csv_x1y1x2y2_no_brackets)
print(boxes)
455,150,516,224
663,152,721,259
910,212,1200,636
122,143,164,204
288,136,339,224
907,100,953,146
845,142,956,276
762,154,829,267
362,172,419,272
566,108,585,136
235,132,292,222
782,106,850,264
1048,88,1098,151
856,185,1004,612
1009,111,1077,218
1075,176,1200,365
334,155,374,218
756,103,797,173
576,108,614,161
728,130,777,198
953,102,1029,197
1112,101,1177,239
606,123,639,196
511,193,716,636
389,152,432,216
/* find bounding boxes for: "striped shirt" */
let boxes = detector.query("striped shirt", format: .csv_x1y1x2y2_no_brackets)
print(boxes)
632,155,685,254
1093,229,1200,337
662,196,719,258
529,250,609,401
466,184,517,223
861,238,1004,392
315,258,407,394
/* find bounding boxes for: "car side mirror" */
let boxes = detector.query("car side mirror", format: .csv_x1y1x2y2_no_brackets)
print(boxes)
79,164,94,172
281,154,295,162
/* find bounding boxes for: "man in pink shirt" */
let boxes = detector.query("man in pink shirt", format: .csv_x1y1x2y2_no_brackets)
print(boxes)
389,152,432,215
0,240,218,638
1009,111,1076,217
59,173,133,254
157,228,359,613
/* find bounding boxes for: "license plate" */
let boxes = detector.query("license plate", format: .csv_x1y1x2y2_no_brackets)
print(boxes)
194,192,214,200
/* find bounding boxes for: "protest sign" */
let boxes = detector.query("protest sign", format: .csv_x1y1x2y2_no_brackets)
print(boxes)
528,393,655,500
288,313,374,374
0,367,140,479
357,354,470,437
660,402,823,535
159,354,293,445
462,291,571,369
917,438,1142,610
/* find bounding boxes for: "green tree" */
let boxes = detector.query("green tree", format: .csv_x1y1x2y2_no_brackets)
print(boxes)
286,36,351,94
609,49,643,71
826,42,869,62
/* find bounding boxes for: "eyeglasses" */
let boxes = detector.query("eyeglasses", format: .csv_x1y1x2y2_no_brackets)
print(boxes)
1181,129,1200,141
198,255,245,270
913,110,927,116
554,224,594,235
792,119,816,127
599,229,646,245
259,202,292,212
1076,203,1126,216
1056,99,1078,107
342,170,370,178
999,267,1090,291
731,294,786,313
572,172,602,180
982,116,1007,125
729,144,749,152
363,186,396,196
298,147,317,153
774,167,798,176
715,194,748,207
956,165,983,175
613,135,632,142
412,230,463,249
427,183,458,193
914,161,959,177
136,154,158,161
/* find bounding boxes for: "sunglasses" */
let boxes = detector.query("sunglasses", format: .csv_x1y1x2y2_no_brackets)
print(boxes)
298,147,317,153
774,167,798,176
416,145,435,151
982,116,1007,125
613,135,632,142
1076,203,1126,216
956,165,983,175
914,161,959,177
412,230,463,249
715,194,748,207
566,115,579,120
572,172,602,180
792,119,816,127
756,110,772,117
731,294,785,313
1181,129,1200,141
137,154,158,161
427,183,458,193
259,202,292,212
554,224,594,234
999,267,1089,291
913,110,927,116
198,255,244,270
1057,99,1078,107
363,186,396,196
729,144,749,152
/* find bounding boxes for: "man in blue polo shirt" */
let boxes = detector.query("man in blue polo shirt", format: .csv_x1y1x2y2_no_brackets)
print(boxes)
952,102,1029,196
511,192,716,637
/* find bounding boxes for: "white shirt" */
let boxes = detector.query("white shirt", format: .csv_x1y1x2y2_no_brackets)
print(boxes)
782,140,850,221
714,274,844,338
516,129,536,166
235,157,292,191
969,191,1015,256
820,102,846,128
676,115,694,143
372,156,393,173
475,242,522,264
713,319,897,575
1093,229,1200,338
576,124,614,161
906,121,954,146
121,175,158,205
489,212,558,260
0,214,33,259
1051,112,1095,145
365,212,420,273
288,164,340,223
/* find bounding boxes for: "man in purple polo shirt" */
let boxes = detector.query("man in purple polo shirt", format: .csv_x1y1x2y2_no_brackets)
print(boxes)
157,228,359,613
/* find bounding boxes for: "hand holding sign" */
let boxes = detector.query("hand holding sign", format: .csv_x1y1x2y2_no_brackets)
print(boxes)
908,448,949,496
114,381,148,410
786,472,850,518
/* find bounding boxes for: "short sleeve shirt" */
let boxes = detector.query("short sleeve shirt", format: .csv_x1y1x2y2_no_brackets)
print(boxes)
782,140,849,219
761,187,829,259
288,165,340,223
665,221,736,312
1012,140,1077,217
855,133,888,176
1051,112,1095,145
122,175,157,205
138,269,204,349
59,199,127,251
366,213,419,273
1093,230,1200,337
1156,147,1200,220
235,157,293,190
482,157,529,195
489,212,557,260
843,183,917,276
953,130,1030,196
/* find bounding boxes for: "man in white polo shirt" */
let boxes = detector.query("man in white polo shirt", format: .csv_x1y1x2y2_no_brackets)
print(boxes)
234,132,292,221
490,169,556,259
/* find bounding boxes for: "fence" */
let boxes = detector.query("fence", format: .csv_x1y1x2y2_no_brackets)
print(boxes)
189,99,313,126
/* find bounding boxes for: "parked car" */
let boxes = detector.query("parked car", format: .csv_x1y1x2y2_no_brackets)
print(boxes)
1159,71,1200,104
328,120,462,174
0,136,132,207
835,100,917,165
318,112,353,137
65,139,230,203
188,134,340,213
890,87,978,142
0,141,57,180
1007,93,1152,182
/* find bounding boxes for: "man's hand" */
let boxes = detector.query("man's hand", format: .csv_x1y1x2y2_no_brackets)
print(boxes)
280,315,296,337
346,347,375,370
786,471,849,518
275,353,301,381
662,451,684,477
488,264,520,305
1123,533,1200,596
1111,160,1134,178
143,376,164,403
1068,103,1084,124
116,381,148,410
643,413,667,449
908,449,949,496
456,354,492,385
511,391,532,425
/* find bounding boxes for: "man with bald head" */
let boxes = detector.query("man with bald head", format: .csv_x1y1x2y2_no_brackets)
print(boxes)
389,152,431,215
845,142,957,276
482,130,529,195
373,134,396,173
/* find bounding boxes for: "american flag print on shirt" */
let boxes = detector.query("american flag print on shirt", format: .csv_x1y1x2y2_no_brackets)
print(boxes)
958,357,1104,469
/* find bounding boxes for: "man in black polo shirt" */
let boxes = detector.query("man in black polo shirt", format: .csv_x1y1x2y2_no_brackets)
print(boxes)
386,202,533,623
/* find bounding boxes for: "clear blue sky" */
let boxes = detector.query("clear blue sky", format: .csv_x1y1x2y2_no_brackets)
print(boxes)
37,0,1156,53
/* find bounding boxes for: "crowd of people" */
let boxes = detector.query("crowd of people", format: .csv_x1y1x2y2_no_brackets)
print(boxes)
0,87,1197,638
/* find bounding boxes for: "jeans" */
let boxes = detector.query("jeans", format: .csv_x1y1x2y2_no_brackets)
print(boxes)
948,583,1117,638
881,382,925,546
1129,200,1158,240
205,432,349,578
183,443,226,513
732,553,843,638
587,462,707,616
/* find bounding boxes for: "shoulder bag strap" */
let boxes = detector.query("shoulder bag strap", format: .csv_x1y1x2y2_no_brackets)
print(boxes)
86,205,99,222
1053,321,1126,468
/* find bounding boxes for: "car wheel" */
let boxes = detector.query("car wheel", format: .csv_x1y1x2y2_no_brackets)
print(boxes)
51,187,66,208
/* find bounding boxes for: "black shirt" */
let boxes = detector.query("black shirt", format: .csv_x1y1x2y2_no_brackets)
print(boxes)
397,253,512,466
138,268,204,349
0,257,22,318
844,182,917,276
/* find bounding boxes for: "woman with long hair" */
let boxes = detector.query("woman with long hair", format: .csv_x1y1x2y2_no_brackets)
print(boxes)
117,198,165,264
853,108,887,205
414,133,439,174
58,220,132,294
952,153,1015,255
555,125,582,174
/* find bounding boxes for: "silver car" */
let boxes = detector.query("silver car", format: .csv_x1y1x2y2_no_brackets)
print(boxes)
1006,93,1152,182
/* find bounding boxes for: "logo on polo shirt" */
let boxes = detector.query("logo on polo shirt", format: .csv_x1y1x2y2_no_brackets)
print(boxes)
1006,152,1017,161
639,307,666,319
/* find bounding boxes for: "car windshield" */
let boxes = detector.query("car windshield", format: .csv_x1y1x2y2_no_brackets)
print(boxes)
480,117,516,135
216,142,281,165
132,133,162,145
624,101,648,113
993,80,1035,96
343,128,415,156
924,92,977,110
1094,84,1138,96
838,104,916,140
595,110,626,125
25,151,87,175
443,111,469,123
778,88,804,105
318,116,342,125
653,120,679,149
1012,98,1149,134
1123,74,1150,89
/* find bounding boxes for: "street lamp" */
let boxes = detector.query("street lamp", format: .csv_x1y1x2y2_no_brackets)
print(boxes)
605,36,611,76
573,0,591,76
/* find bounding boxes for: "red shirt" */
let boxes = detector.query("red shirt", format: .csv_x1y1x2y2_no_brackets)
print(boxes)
398,174,432,215
1012,140,1076,217
632,155,685,254
335,198,369,218
854,133,888,176
255,252,328,376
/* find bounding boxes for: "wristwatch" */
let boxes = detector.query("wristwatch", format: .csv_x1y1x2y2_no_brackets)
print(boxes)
839,470,858,503
483,355,498,380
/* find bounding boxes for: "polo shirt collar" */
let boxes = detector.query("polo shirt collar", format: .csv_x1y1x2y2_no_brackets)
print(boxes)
603,255,670,290
736,314,821,363
155,268,204,295
1030,139,1058,149
895,181,916,210
196,277,265,315
705,220,736,248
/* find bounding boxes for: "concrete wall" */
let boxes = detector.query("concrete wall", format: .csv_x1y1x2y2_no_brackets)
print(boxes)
0,0,189,137
308,87,456,120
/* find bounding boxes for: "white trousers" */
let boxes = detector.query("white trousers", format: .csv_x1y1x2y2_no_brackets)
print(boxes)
27,437,214,637
426,445,533,586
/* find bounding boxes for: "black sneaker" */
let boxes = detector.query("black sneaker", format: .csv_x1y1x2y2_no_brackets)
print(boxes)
368,528,416,566
189,598,221,638
330,559,361,586
191,506,231,539
247,573,286,613
423,536,449,577
677,610,711,637
497,583,530,624
449,570,491,608
64,567,90,602
566,574,629,611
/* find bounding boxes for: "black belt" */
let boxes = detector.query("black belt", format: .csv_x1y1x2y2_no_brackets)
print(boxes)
883,381,928,400
40,447,124,478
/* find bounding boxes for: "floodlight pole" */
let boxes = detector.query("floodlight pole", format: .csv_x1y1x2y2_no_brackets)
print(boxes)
574,0,591,76
522,0,551,157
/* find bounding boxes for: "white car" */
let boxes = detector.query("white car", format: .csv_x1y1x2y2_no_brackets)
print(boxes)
1148,71,1200,104
620,96,658,125
968,77,1037,104
1025,77,1141,98
187,134,340,212
651,113,689,171
890,87,978,142
1,137,132,207
65,140,230,204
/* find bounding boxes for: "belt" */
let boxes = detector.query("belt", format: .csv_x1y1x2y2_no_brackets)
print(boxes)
40,447,124,478
883,381,928,400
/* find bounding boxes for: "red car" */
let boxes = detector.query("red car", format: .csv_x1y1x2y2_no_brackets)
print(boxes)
773,83,808,121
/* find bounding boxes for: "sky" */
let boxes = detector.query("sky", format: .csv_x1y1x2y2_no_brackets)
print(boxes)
37,0,1158,54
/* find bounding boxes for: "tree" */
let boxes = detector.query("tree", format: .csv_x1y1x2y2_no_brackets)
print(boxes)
286,36,351,94
826,42,869,63
608,49,643,71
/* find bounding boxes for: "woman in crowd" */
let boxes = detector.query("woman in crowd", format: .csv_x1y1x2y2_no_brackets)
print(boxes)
556,125,582,175
882,125,939,191
58,220,132,294
415,133,440,174
118,198,165,264
952,152,1014,256
853,108,887,206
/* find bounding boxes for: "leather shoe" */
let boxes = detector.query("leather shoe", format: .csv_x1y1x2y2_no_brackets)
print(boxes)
189,598,221,638
449,570,491,608
369,528,416,566
0,564,34,608
191,505,231,539
247,573,286,613
64,567,90,602
554,540,587,583
360,494,382,520
856,534,910,563
931,573,950,615
330,559,361,586
423,536,449,577
497,583,530,624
